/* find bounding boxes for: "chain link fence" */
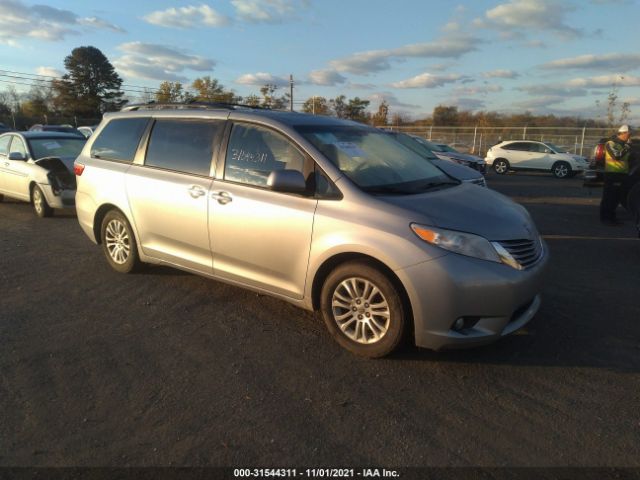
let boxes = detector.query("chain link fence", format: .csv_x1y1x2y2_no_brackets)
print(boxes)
385,125,614,158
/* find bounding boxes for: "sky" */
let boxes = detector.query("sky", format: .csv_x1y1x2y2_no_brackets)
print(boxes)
1,0,640,123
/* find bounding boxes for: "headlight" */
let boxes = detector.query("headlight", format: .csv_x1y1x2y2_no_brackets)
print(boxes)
411,224,501,263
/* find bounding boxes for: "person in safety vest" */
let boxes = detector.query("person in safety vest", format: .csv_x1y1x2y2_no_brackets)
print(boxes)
600,125,632,225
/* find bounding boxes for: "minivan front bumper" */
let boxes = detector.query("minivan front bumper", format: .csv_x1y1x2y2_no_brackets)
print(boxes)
396,248,548,351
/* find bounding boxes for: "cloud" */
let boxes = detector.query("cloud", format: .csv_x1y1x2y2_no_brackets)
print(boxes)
450,98,486,111
482,69,520,79
36,66,63,78
390,73,466,89
453,85,503,96
235,72,290,87
518,84,588,97
114,42,215,82
0,0,125,43
231,0,309,24
513,96,567,109
541,53,640,72
143,5,230,28
329,35,480,75
368,92,419,110
474,0,581,40
307,70,347,86
566,74,640,88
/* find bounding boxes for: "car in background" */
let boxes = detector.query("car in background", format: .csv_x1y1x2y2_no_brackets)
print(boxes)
388,131,486,187
0,131,85,217
78,125,99,138
409,135,487,174
486,140,588,178
29,124,84,137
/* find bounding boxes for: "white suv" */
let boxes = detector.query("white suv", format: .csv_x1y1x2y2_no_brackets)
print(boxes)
485,140,588,178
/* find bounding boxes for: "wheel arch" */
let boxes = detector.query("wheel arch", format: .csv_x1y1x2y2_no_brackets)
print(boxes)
93,203,134,245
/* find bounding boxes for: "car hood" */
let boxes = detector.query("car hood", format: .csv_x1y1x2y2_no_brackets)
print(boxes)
382,183,537,241
437,151,484,164
430,159,481,181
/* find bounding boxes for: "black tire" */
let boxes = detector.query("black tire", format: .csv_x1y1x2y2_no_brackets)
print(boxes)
31,185,53,218
320,260,405,358
493,158,510,175
552,161,572,179
100,210,141,273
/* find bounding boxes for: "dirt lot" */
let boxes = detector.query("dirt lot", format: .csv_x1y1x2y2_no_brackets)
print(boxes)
1,172,639,468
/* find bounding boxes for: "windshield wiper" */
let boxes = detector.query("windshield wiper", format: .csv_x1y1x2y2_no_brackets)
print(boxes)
362,185,417,194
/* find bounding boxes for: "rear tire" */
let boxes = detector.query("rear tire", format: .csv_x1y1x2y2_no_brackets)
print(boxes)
100,210,141,273
493,159,509,175
320,261,405,358
552,161,571,179
32,185,53,218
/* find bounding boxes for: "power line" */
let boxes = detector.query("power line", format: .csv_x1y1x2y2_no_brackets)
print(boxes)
0,75,154,96
0,69,155,93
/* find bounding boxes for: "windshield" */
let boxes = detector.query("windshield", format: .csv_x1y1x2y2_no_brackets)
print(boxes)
436,144,458,153
544,143,566,153
28,137,86,159
389,132,439,160
296,124,453,194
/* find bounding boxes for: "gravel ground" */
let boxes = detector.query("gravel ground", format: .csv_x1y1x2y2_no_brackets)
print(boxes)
1,172,639,468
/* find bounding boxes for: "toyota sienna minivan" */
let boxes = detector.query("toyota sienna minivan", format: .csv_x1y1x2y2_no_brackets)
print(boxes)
74,104,548,357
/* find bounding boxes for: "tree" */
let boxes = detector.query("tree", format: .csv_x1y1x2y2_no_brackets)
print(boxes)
330,95,347,118
244,94,261,107
191,76,236,103
21,86,51,120
371,100,389,126
52,46,125,117
345,97,370,123
433,105,459,126
155,81,186,103
302,96,330,115
259,84,289,109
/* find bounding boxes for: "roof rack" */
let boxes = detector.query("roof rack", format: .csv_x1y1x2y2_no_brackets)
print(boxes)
121,100,271,112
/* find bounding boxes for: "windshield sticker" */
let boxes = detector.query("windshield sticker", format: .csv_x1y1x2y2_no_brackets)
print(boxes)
336,141,367,158
42,141,62,150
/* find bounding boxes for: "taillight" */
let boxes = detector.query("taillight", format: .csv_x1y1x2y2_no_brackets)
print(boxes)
594,144,605,164
74,163,85,176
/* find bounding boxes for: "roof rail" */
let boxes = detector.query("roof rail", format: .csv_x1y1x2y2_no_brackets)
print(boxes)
121,100,271,112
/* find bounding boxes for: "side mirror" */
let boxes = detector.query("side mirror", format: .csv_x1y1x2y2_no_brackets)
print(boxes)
267,169,307,194
8,152,27,161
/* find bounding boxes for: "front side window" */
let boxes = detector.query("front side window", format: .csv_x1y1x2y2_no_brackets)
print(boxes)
296,124,452,194
9,137,27,157
90,118,149,162
145,119,222,176
224,123,309,188
28,137,86,159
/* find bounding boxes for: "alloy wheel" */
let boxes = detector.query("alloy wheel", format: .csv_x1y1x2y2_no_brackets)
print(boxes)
104,219,131,265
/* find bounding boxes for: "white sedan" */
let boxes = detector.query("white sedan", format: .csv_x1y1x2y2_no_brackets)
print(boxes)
0,132,85,217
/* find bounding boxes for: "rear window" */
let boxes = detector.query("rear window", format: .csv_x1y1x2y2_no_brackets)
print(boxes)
90,118,149,162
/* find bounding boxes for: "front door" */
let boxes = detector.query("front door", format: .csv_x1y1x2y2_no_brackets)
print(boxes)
210,122,317,299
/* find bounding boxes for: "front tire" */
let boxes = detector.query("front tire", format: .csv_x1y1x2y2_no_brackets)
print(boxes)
552,161,572,179
320,261,405,358
493,159,510,175
100,210,141,273
32,185,53,218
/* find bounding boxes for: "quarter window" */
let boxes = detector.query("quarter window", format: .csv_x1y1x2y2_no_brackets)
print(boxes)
90,118,149,162
503,142,530,151
0,135,10,155
224,124,309,188
145,120,222,176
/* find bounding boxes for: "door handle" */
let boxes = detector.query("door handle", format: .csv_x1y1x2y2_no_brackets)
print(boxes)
211,191,232,205
188,185,206,198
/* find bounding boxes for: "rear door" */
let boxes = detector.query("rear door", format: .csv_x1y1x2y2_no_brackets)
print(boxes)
125,118,225,274
209,122,317,299
503,142,535,169
0,135,11,194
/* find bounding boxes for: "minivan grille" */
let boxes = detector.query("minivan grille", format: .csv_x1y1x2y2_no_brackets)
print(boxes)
496,238,543,269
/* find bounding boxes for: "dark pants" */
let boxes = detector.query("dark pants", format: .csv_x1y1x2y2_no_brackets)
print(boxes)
600,172,627,221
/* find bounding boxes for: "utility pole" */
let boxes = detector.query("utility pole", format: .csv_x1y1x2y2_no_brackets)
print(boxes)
289,74,294,112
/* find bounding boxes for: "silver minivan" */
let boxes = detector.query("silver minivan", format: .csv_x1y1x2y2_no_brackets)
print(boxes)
75,104,547,357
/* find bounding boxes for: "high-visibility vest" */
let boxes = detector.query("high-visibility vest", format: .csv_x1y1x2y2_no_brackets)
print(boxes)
604,139,630,173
